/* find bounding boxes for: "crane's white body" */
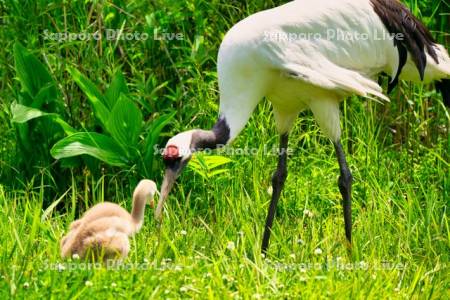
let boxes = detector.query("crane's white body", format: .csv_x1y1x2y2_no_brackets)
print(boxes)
217,0,450,142
157,0,450,251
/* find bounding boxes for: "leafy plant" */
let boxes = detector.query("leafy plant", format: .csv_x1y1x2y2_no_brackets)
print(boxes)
188,154,233,179
50,68,175,178
11,42,67,180
11,102,75,135
11,44,174,180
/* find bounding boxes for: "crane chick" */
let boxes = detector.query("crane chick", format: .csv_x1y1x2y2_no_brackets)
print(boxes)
60,179,157,261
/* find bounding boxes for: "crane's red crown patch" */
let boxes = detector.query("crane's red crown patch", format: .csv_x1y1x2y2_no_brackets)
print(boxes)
163,145,180,160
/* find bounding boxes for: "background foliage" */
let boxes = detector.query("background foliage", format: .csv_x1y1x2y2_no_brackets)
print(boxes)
0,0,448,192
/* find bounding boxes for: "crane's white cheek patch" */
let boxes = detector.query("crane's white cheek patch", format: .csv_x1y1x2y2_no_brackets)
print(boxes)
165,130,195,157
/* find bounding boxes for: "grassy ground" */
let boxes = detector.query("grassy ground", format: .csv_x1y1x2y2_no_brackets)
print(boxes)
1,98,449,298
0,0,449,299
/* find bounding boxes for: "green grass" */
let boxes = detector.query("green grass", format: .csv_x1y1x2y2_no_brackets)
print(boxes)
0,0,449,298
1,98,449,298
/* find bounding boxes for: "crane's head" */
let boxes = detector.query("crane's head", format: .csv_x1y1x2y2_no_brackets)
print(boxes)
155,130,196,221
155,118,230,222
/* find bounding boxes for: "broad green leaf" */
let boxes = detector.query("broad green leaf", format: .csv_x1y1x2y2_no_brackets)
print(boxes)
190,154,232,169
11,102,54,123
188,156,208,179
208,169,230,177
106,94,143,152
52,118,78,136
51,132,128,167
32,82,57,109
105,71,129,110
142,111,176,172
67,66,110,128
11,102,76,135
14,42,57,104
189,155,232,179
201,155,233,169
189,154,209,170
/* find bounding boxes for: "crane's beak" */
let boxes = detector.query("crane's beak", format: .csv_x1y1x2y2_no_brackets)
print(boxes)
154,166,181,222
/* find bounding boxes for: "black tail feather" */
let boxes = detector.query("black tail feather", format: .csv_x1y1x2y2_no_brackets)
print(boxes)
371,0,438,83
436,79,450,108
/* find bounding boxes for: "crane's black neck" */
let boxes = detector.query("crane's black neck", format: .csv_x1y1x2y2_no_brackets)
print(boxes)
190,117,230,151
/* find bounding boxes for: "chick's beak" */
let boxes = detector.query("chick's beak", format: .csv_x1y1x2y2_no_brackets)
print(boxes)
147,190,159,208
148,199,155,208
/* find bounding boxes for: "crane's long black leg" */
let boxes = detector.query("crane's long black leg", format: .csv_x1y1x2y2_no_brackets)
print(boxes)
334,141,353,244
261,134,289,254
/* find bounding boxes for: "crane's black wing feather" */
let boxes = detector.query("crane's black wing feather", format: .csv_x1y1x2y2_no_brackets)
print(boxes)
371,0,438,87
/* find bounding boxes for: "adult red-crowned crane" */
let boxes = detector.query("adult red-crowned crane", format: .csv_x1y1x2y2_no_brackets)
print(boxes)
155,0,450,253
